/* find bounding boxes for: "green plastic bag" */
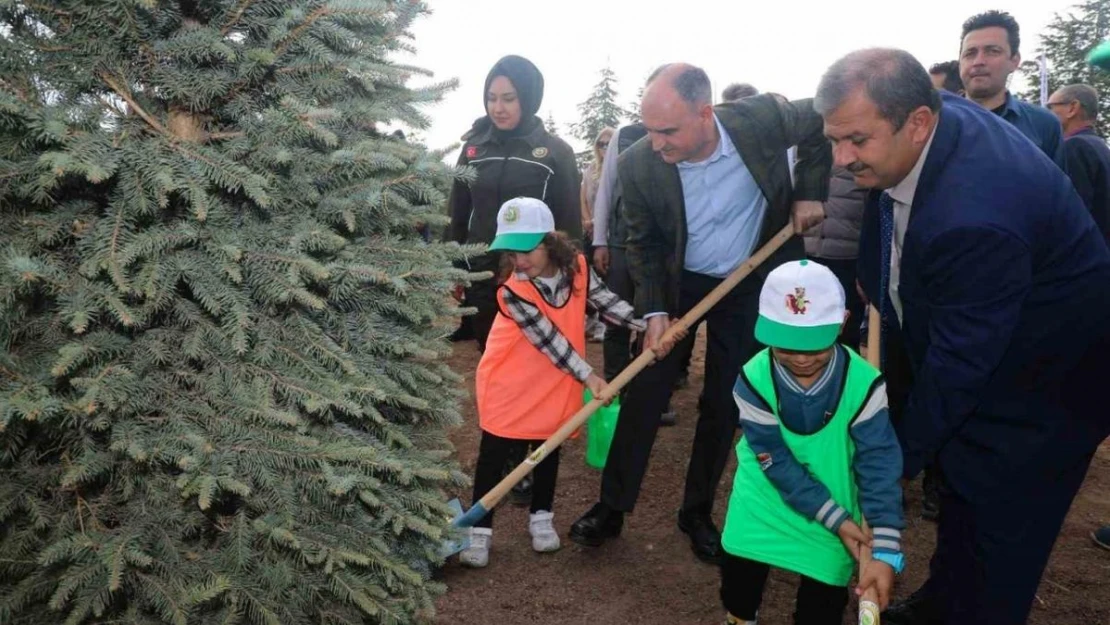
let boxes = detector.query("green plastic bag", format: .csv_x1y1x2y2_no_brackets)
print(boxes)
584,389,620,470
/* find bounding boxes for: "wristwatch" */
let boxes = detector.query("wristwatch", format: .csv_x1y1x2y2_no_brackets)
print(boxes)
872,552,905,575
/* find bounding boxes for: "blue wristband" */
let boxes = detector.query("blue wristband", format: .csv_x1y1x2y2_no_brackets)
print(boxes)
872,552,905,575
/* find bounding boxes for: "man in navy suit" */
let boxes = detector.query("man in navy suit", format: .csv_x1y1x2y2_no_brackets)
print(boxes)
816,48,1110,625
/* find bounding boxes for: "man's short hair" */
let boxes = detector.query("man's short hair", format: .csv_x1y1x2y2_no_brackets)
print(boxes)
928,60,964,94
647,63,712,106
815,48,941,130
721,83,759,102
1056,84,1100,121
962,10,1020,56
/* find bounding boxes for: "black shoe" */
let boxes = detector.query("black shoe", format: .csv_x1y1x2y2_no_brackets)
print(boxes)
569,502,624,547
677,510,722,564
673,374,689,390
882,586,944,625
660,410,677,427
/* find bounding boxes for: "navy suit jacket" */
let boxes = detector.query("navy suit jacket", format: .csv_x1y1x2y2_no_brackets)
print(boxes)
858,93,1110,499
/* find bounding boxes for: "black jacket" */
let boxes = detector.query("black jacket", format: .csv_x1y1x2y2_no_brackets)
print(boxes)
1064,127,1110,243
447,121,581,246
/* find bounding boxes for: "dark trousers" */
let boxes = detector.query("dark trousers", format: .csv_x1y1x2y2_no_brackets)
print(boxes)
601,270,760,514
882,324,914,426
471,431,561,529
922,453,1094,624
720,554,848,625
814,256,863,350
883,322,942,504
463,253,502,352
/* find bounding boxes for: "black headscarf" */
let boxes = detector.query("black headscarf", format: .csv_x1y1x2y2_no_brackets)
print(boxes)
466,55,545,140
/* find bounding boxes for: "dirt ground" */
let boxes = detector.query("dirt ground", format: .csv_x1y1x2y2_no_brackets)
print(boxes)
434,333,1110,625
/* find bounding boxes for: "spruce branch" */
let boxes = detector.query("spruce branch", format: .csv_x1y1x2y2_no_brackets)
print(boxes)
221,0,258,35
97,72,168,137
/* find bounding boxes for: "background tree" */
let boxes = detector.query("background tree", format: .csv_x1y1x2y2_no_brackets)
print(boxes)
1021,0,1110,133
570,66,628,144
0,1,476,623
544,111,561,137
626,85,645,125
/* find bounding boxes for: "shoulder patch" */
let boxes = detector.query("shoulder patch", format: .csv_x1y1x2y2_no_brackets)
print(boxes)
532,146,549,159
466,145,479,159
757,452,774,471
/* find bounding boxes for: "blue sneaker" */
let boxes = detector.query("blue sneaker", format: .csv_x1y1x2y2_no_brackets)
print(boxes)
1093,525,1110,551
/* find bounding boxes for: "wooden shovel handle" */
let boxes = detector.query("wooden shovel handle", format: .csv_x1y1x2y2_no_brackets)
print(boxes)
859,304,882,624
459,223,796,523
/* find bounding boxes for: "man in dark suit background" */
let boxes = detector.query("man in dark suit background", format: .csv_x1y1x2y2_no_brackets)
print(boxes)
818,48,1110,625
570,63,830,563
1049,83,1110,242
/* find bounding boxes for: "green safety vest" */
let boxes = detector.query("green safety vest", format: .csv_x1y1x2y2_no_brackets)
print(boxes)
721,347,883,586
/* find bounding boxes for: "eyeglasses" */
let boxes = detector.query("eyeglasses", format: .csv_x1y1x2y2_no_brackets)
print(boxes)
1046,100,1074,108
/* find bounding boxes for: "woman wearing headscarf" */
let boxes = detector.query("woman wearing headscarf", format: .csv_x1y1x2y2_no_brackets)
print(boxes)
448,55,582,352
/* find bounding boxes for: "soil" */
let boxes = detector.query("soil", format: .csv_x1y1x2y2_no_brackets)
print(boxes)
434,333,1110,625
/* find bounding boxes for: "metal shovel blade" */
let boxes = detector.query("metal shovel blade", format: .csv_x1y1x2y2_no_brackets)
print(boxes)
439,498,471,559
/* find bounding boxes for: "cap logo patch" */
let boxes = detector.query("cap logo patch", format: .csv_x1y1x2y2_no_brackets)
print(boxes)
503,204,520,223
532,147,549,158
785,287,809,315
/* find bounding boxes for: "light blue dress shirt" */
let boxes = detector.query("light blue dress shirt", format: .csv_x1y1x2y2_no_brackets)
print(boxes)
678,114,768,278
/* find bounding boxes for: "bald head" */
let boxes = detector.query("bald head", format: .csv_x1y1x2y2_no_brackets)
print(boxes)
640,63,717,164
646,63,712,108
1048,83,1099,134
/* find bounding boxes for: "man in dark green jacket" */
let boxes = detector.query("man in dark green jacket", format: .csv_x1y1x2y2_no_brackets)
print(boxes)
570,63,831,563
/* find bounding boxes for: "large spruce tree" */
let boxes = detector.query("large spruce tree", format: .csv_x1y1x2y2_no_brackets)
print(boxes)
0,1,475,623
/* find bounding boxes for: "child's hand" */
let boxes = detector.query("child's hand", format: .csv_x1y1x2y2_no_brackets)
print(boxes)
856,559,895,610
837,519,871,562
585,373,611,404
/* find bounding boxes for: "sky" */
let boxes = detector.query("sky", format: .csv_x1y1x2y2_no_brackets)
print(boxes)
402,0,1079,159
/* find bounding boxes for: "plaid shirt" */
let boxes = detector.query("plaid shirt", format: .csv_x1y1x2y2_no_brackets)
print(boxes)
500,266,645,382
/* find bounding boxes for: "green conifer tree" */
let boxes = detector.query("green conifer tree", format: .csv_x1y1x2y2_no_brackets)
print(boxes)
0,1,475,623
1020,0,1110,133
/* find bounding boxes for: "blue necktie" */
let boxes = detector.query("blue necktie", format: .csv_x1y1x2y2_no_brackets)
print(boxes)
877,191,895,369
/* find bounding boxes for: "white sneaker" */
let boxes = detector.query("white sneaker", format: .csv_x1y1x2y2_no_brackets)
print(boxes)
529,511,561,553
459,527,491,568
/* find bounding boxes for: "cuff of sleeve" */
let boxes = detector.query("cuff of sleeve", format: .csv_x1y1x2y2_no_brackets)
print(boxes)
572,361,594,383
816,500,849,532
872,527,902,554
644,312,668,319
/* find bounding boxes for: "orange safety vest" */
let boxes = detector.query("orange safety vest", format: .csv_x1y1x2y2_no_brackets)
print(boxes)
475,255,588,440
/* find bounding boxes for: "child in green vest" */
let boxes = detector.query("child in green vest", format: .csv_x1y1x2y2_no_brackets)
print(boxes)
720,260,905,625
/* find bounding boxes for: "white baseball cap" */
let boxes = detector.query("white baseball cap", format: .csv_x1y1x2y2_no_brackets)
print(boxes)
755,259,846,351
488,197,555,252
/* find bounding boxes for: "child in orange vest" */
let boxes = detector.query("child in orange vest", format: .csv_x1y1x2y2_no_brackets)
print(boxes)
461,197,652,568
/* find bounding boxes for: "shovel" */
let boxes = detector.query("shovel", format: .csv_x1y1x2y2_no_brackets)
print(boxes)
440,223,797,558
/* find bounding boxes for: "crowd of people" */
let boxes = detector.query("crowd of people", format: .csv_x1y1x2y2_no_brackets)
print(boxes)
443,9,1110,625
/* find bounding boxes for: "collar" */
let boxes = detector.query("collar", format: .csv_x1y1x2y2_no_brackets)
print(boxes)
772,345,841,397
991,91,1020,120
1066,125,1098,139
886,117,939,207
678,114,735,169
